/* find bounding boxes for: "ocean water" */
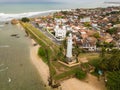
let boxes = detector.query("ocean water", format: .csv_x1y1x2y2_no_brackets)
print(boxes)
0,23,49,90
0,2,113,21
0,2,105,13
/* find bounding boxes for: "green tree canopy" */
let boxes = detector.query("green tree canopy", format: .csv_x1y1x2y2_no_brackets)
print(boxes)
21,17,30,22
83,22,91,27
99,49,120,71
107,71,120,90
106,27,117,35
93,32,100,38
94,49,120,90
75,69,86,80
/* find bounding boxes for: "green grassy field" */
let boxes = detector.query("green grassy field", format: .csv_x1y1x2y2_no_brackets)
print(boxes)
79,53,99,61
53,68,78,81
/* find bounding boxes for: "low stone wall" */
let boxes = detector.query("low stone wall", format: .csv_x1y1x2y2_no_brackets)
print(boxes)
58,61,80,67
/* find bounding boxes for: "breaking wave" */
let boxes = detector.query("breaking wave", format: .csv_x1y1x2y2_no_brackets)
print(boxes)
0,45,10,48
0,10,61,22
0,67,8,72
0,64,4,67
0,25,4,27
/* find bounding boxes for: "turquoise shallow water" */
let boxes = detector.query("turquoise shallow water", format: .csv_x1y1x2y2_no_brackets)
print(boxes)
0,2,106,14
0,23,49,90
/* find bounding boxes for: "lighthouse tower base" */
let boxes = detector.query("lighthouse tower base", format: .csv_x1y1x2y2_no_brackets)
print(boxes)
66,56,77,64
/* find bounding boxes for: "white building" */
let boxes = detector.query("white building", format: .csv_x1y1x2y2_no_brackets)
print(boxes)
92,23,98,27
80,17,91,22
55,18,67,25
38,23,46,28
66,33,73,58
54,25,66,41
65,25,73,31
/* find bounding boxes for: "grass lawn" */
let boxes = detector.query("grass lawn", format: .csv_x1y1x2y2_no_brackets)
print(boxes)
53,67,79,81
79,53,99,61
52,61,70,71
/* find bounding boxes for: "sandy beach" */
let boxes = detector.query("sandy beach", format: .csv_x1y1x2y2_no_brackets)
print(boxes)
30,39,50,85
61,74,106,90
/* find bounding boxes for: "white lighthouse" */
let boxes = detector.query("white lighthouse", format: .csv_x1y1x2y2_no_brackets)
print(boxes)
66,33,73,59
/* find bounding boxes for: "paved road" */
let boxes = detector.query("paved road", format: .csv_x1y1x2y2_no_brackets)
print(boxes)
31,22,61,45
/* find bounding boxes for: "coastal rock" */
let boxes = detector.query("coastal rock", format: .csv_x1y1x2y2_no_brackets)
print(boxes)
11,19,19,25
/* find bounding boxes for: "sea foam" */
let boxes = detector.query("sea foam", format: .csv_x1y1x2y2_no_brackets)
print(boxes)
0,10,61,22
0,45,10,48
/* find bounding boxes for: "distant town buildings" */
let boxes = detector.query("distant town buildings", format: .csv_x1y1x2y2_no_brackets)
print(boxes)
80,17,91,23
34,6,120,51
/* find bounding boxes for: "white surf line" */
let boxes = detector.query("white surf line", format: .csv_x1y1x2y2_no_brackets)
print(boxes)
8,77,12,83
0,67,8,72
0,9,69,22
0,25,4,27
0,45,10,48
0,64,4,67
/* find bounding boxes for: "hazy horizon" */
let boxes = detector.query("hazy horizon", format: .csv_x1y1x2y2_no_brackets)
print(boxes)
0,0,120,3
